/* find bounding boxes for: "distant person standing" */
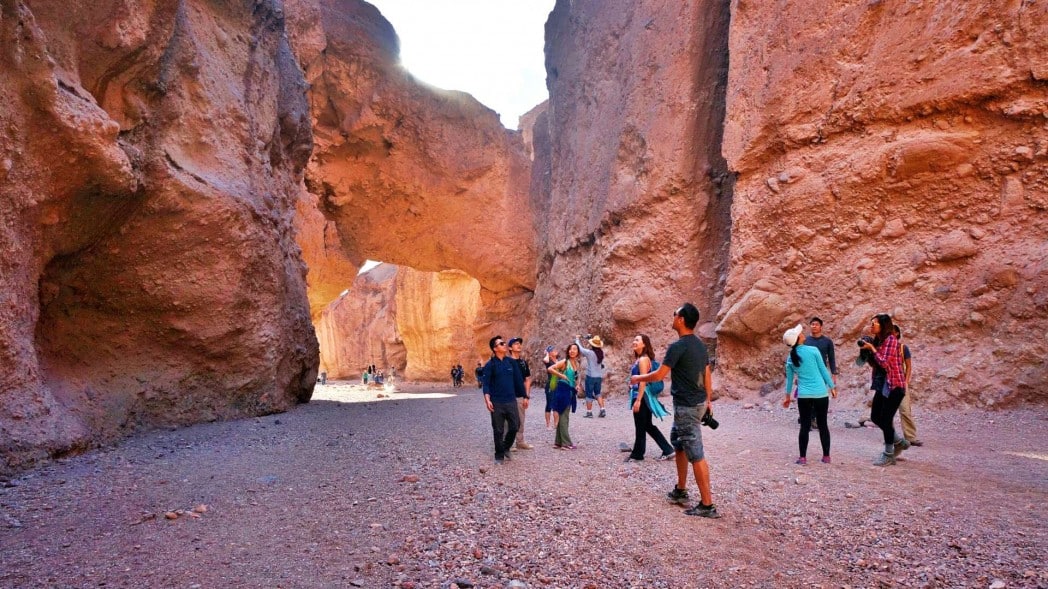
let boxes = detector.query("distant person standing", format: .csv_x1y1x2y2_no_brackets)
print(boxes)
894,325,922,446
508,337,534,450
576,335,607,418
475,361,484,389
482,336,526,464
631,303,720,518
781,324,837,465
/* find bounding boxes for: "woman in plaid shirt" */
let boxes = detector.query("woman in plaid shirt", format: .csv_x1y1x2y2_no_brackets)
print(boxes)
859,314,911,466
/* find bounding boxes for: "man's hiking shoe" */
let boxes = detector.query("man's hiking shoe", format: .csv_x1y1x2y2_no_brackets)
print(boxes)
684,503,721,519
584,412,594,418
667,487,689,505
599,409,607,418
873,452,896,466
892,438,911,457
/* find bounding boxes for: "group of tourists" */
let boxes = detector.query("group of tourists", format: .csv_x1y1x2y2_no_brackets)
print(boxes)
449,364,466,387
361,364,391,386
479,302,921,520
480,302,722,518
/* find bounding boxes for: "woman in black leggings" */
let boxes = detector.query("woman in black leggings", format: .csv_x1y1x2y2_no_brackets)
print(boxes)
625,334,674,462
860,314,910,466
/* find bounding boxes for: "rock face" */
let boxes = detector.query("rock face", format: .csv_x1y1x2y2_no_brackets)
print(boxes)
720,0,1048,405
529,0,733,377
316,264,403,379
315,264,481,381
0,1,317,471
297,0,538,357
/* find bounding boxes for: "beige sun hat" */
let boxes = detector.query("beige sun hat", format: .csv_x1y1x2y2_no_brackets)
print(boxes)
783,324,804,347
589,335,603,348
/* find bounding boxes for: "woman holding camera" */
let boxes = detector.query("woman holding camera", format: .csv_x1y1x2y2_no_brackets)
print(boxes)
625,335,675,462
860,314,909,465
782,324,837,465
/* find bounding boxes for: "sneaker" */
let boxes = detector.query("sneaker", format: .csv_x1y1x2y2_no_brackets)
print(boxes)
667,487,690,505
494,457,504,465
873,452,896,466
624,456,642,463
657,452,675,461
684,503,722,519
584,412,594,418
909,439,924,447
892,439,911,457
795,457,807,465
821,456,831,464
599,409,607,418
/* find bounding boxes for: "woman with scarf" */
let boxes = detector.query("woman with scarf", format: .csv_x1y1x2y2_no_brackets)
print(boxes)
625,334,674,462
547,343,582,449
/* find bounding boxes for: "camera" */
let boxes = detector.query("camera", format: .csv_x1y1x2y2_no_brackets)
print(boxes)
701,409,719,430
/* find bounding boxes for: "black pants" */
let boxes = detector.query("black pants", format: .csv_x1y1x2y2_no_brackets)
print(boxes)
630,398,673,459
490,402,520,459
871,387,906,446
797,397,830,458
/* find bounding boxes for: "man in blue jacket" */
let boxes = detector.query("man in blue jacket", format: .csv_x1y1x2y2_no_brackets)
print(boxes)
482,335,527,464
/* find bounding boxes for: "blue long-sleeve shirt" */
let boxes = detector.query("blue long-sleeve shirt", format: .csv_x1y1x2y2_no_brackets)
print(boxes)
784,345,834,398
482,355,526,404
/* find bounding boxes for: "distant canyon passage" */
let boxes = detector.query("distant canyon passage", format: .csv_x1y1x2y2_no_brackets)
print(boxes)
1,0,1046,471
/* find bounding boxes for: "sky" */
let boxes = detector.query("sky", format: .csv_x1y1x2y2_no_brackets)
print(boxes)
358,1,555,275
366,0,555,129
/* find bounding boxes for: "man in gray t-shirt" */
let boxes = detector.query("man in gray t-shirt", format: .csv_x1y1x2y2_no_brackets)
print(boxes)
631,303,720,519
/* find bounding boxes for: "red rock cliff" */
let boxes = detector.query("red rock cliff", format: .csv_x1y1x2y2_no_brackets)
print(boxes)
0,0,317,471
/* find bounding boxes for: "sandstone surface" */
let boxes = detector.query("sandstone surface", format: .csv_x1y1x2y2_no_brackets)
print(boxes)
316,264,482,382
720,0,1048,405
528,0,733,376
0,0,317,471
297,0,538,357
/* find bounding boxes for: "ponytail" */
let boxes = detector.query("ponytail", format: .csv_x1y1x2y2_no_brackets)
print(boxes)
789,343,802,367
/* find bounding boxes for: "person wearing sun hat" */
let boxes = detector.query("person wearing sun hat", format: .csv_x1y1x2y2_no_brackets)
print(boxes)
782,323,837,465
575,334,607,418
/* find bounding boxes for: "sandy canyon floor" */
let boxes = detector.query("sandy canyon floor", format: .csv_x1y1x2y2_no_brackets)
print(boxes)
1,382,1045,588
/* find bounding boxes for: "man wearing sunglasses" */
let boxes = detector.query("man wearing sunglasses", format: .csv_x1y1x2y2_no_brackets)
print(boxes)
482,336,527,464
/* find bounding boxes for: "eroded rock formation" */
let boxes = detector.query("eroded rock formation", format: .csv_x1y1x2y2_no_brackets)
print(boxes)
719,0,1048,405
296,0,538,356
0,0,317,471
315,264,481,381
528,0,733,376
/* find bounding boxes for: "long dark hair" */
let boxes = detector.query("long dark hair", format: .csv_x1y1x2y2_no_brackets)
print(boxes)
634,334,656,361
789,343,801,367
873,314,894,346
564,343,581,369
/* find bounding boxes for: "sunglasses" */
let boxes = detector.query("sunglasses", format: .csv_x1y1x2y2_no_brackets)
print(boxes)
494,341,506,347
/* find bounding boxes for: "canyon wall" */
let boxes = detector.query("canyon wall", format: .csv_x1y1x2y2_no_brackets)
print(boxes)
315,264,481,381
316,264,403,379
0,0,318,471
529,0,733,380
719,0,1047,406
295,0,538,358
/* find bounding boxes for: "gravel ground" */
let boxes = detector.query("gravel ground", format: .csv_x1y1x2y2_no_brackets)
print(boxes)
1,381,1045,588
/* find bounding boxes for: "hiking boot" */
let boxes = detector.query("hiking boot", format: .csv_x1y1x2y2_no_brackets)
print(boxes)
892,439,911,457
873,452,896,466
598,409,607,418
584,412,594,418
684,503,721,519
667,487,689,505
795,457,807,465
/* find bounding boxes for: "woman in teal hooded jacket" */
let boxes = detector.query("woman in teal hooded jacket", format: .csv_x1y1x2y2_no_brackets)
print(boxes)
781,324,837,464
